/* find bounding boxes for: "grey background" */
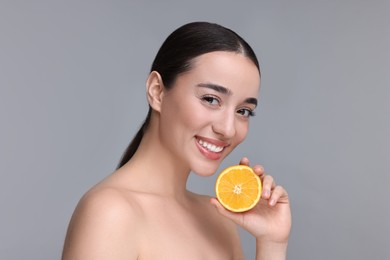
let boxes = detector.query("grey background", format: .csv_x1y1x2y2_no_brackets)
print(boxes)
1,1,389,259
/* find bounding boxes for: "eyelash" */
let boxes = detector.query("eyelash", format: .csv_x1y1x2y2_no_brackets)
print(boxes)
237,108,256,118
201,95,220,106
201,95,255,118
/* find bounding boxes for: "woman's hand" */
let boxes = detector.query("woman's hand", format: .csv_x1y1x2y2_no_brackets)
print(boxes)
210,157,291,245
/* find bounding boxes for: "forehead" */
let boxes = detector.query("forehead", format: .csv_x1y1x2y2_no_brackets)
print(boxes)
177,51,261,96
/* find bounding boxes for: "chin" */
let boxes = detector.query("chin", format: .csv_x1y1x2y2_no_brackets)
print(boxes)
190,160,222,177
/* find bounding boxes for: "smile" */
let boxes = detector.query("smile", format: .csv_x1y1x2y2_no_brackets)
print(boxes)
197,139,224,153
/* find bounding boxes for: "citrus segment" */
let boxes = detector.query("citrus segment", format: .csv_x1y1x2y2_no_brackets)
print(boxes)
215,165,262,212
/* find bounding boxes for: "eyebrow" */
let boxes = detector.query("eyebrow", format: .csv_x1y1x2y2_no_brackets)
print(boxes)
245,97,258,107
196,83,258,107
197,83,230,95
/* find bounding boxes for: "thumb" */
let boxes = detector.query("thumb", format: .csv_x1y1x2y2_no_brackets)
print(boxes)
210,198,244,225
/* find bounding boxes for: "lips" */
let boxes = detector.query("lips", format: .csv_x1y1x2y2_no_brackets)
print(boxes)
195,136,229,160
198,139,224,153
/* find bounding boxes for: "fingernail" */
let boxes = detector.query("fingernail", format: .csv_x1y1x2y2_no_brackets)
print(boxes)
269,199,276,206
263,189,270,197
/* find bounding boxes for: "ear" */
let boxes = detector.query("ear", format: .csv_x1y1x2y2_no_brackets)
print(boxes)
146,71,165,112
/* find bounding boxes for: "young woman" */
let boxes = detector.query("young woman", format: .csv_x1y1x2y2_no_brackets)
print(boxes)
62,22,291,259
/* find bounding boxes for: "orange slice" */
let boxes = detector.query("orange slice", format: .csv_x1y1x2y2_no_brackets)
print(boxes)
215,165,262,212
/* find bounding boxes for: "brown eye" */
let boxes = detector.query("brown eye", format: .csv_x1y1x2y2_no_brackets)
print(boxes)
237,109,255,118
202,95,220,106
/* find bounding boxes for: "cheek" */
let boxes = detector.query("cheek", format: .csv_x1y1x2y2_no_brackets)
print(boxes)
178,101,212,130
235,122,249,144
161,97,207,134
189,108,210,125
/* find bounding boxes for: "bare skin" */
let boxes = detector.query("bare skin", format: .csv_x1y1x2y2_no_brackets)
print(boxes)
62,171,243,259
62,52,291,259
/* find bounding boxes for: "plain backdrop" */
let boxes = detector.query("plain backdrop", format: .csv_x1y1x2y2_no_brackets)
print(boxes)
1,1,389,259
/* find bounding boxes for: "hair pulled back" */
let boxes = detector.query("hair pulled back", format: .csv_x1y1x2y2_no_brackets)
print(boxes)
117,22,260,169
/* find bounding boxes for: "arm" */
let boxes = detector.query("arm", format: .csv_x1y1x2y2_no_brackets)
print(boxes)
62,188,141,260
255,239,288,260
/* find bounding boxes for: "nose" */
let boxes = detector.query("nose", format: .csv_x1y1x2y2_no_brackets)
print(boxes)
212,110,236,139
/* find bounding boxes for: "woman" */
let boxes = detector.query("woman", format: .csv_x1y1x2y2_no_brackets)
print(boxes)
62,21,291,259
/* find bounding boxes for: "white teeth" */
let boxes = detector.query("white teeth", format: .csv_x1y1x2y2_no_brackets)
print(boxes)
198,139,224,153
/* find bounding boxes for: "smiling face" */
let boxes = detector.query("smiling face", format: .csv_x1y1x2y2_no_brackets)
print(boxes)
158,51,260,176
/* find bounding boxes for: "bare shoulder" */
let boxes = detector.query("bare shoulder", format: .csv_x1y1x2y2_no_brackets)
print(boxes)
74,185,144,225
62,185,144,260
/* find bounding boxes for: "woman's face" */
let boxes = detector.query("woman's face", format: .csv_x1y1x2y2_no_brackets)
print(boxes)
159,51,260,176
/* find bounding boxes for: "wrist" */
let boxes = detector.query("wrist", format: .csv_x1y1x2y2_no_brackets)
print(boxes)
256,239,288,260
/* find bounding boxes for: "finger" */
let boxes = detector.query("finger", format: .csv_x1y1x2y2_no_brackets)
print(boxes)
210,198,243,225
268,185,288,206
261,175,275,199
252,164,265,177
239,157,250,166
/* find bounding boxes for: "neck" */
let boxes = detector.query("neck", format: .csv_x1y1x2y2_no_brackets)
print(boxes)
117,126,191,199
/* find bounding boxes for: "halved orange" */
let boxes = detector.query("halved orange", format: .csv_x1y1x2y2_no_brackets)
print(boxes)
215,165,262,212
